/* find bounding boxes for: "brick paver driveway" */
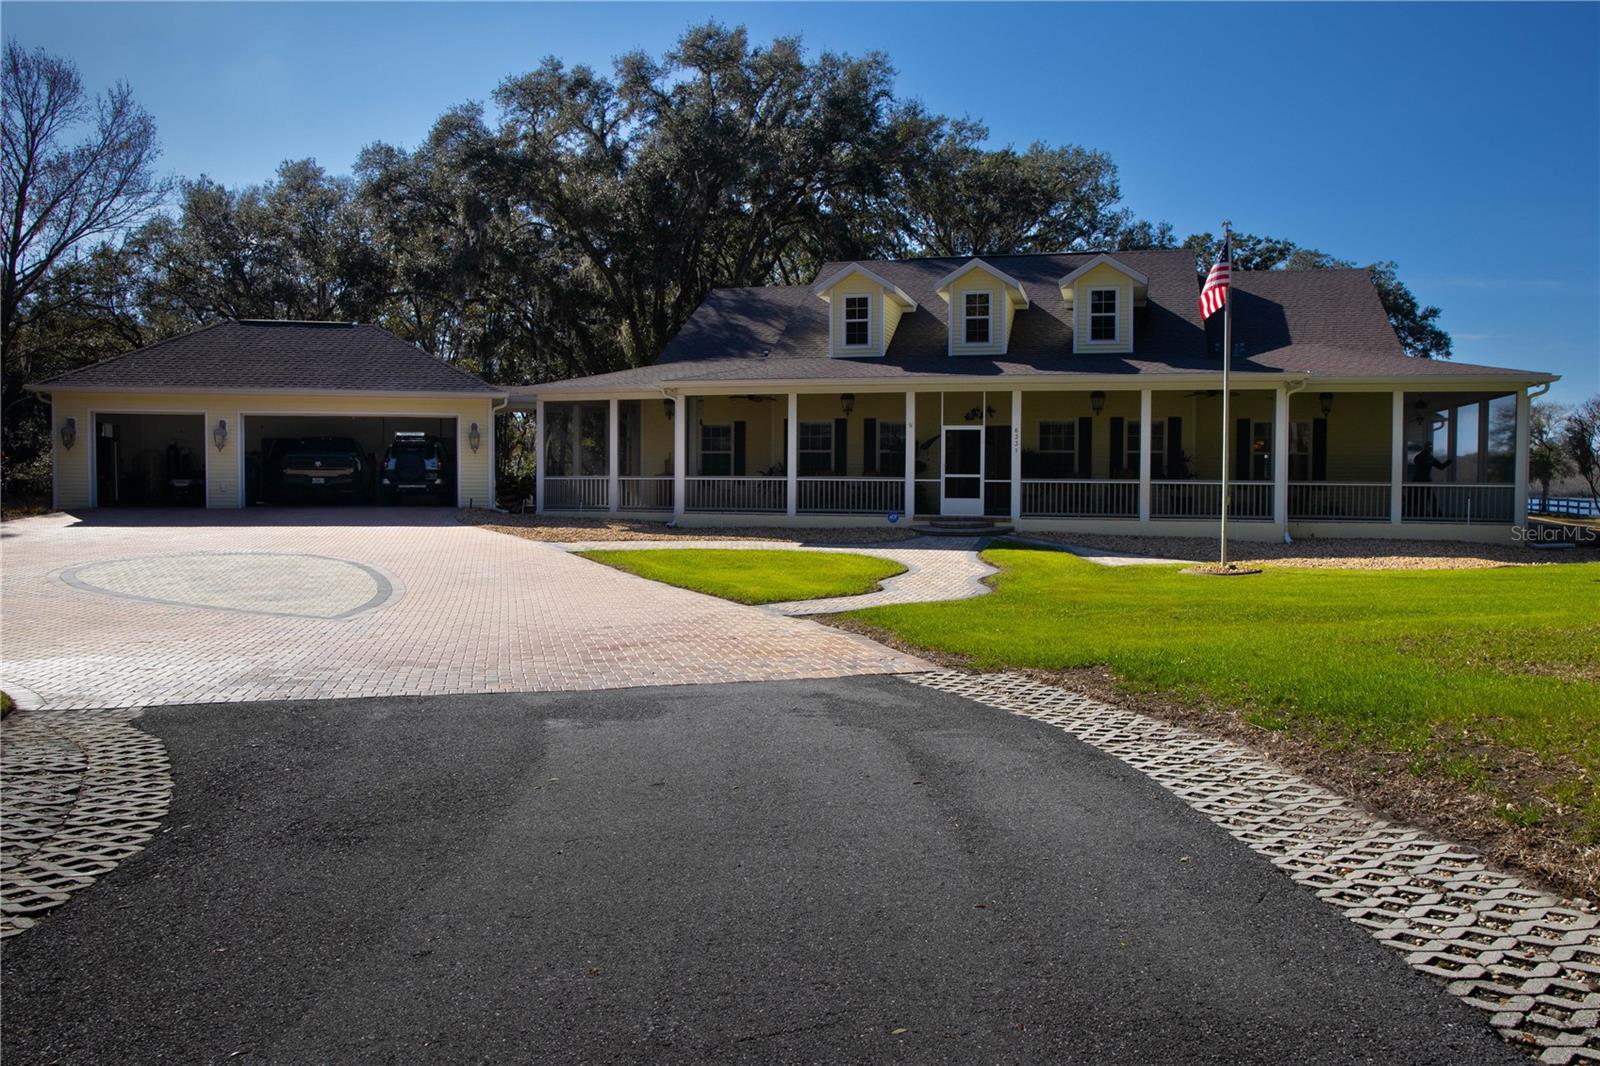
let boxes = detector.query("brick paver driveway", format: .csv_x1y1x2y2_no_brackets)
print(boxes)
0,510,924,709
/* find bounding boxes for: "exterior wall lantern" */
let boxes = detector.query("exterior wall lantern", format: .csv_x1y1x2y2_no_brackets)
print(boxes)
59,417,78,450
840,393,855,416
663,398,675,420
468,421,482,453
1319,392,1334,416
1089,390,1106,416
212,418,228,451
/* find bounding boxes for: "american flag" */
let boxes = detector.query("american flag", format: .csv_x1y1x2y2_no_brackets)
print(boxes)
1199,234,1231,320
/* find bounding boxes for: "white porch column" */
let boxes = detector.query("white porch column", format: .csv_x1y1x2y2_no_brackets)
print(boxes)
786,392,799,518
1390,389,1405,524
903,390,916,521
1514,388,1531,526
534,397,546,515
1273,386,1290,530
606,397,619,513
672,393,686,520
1009,389,1023,523
1138,388,1153,523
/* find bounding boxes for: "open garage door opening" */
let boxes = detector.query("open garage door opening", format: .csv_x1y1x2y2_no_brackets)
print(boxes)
244,416,458,507
94,413,206,507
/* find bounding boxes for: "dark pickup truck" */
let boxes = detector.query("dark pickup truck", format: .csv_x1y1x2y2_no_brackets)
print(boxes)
274,437,371,503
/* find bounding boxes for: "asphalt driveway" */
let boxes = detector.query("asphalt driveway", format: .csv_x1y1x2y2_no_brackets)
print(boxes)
1,677,1516,1064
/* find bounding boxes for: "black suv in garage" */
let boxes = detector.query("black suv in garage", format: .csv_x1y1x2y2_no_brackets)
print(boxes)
380,433,452,504
274,437,372,503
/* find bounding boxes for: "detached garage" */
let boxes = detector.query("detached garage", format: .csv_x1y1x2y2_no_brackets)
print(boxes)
29,320,507,510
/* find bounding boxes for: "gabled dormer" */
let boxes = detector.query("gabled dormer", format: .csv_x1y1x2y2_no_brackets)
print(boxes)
1058,254,1148,355
811,264,917,358
934,259,1029,357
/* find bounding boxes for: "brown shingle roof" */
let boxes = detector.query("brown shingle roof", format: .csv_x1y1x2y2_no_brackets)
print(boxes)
539,252,1554,393
30,321,503,394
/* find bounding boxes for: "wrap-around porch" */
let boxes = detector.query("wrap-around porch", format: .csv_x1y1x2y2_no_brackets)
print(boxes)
533,385,1529,534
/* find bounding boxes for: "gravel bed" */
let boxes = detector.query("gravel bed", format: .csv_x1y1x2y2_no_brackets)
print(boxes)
461,509,916,545
1021,531,1594,570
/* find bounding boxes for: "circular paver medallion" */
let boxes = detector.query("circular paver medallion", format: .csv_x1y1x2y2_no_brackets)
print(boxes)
61,552,394,619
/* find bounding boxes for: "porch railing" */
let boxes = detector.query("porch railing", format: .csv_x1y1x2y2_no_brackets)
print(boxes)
617,476,673,511
1021,479,1138,518
685,476,785,513
1288,482,1391,521
797,477,904,514
543,476,608,511
1152,480,1273,520
1402,483,1515,523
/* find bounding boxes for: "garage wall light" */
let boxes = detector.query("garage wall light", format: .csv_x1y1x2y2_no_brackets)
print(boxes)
212,419,228,451
59,417,77,450
468,422,482,453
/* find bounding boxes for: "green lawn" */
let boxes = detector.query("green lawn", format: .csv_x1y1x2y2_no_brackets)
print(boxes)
578,548,906,605
844,544,1600,839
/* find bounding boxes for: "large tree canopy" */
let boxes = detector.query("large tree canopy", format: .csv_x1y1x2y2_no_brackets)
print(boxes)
0,22,1457,499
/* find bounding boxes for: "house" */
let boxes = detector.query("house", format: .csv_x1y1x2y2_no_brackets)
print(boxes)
519,250,1557,540
30,320,507,510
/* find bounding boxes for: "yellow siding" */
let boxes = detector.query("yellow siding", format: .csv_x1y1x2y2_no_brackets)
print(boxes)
947,275,1005,357
47,390,496,510
827,281,883,357
1290,391,1393,481
1069,263,1135,354
883,298,905,350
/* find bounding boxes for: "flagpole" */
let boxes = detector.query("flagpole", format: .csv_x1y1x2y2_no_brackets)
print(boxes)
1218,220,1232,569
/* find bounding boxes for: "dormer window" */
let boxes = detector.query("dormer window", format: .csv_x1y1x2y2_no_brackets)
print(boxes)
1089,289,1118,341
843,296,871,346
964,292,991,344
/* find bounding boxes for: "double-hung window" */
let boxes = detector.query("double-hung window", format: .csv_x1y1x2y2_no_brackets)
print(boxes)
700,423,733,476
1290,420,1313,481
1250,421,1273,480
843,296,871,347
964,292,991,345
1125,419,1141,474
1150,420,1167,479
877,421,906,476
798,421,834,476
1039,421,1076,460
1089,288,1118,342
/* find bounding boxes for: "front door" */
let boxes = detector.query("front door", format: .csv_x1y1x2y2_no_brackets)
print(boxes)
941,426,983,516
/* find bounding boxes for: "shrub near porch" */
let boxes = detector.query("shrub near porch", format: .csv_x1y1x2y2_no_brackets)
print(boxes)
844,546,1600,858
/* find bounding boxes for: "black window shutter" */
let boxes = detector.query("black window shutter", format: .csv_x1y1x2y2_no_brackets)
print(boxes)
1312,418,1328,481
733,421,747,475
834,418,848,475
1235,417,1251,481
863,418,878,474
1077,416,1094,477
1109,416,1125,474
1166,416,1183,476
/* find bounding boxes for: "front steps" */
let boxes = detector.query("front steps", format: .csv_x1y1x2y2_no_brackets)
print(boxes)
910,516,1015,537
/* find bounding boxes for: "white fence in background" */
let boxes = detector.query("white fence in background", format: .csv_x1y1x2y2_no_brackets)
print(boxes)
542,476,608,511
1152,480,1273,520
1288,482,1391,521
684,476,786,513
1402,483,1514,523
797,477,904,514
617,476,673,511
1020,479,1138,518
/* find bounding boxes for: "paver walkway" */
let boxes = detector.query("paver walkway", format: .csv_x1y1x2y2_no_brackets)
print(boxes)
560,536,996,615
0,510,925,709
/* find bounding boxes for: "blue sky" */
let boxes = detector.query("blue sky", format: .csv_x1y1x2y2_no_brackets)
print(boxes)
5,2,1597,403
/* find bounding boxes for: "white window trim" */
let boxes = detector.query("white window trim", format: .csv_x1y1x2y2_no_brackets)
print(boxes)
798,420,834,474
1126,419,1142,469
700,422,733,475
1087,287,1120,344
841,294,872,349
876,420,906,473
1038,420,1077,457
961,290,995,347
